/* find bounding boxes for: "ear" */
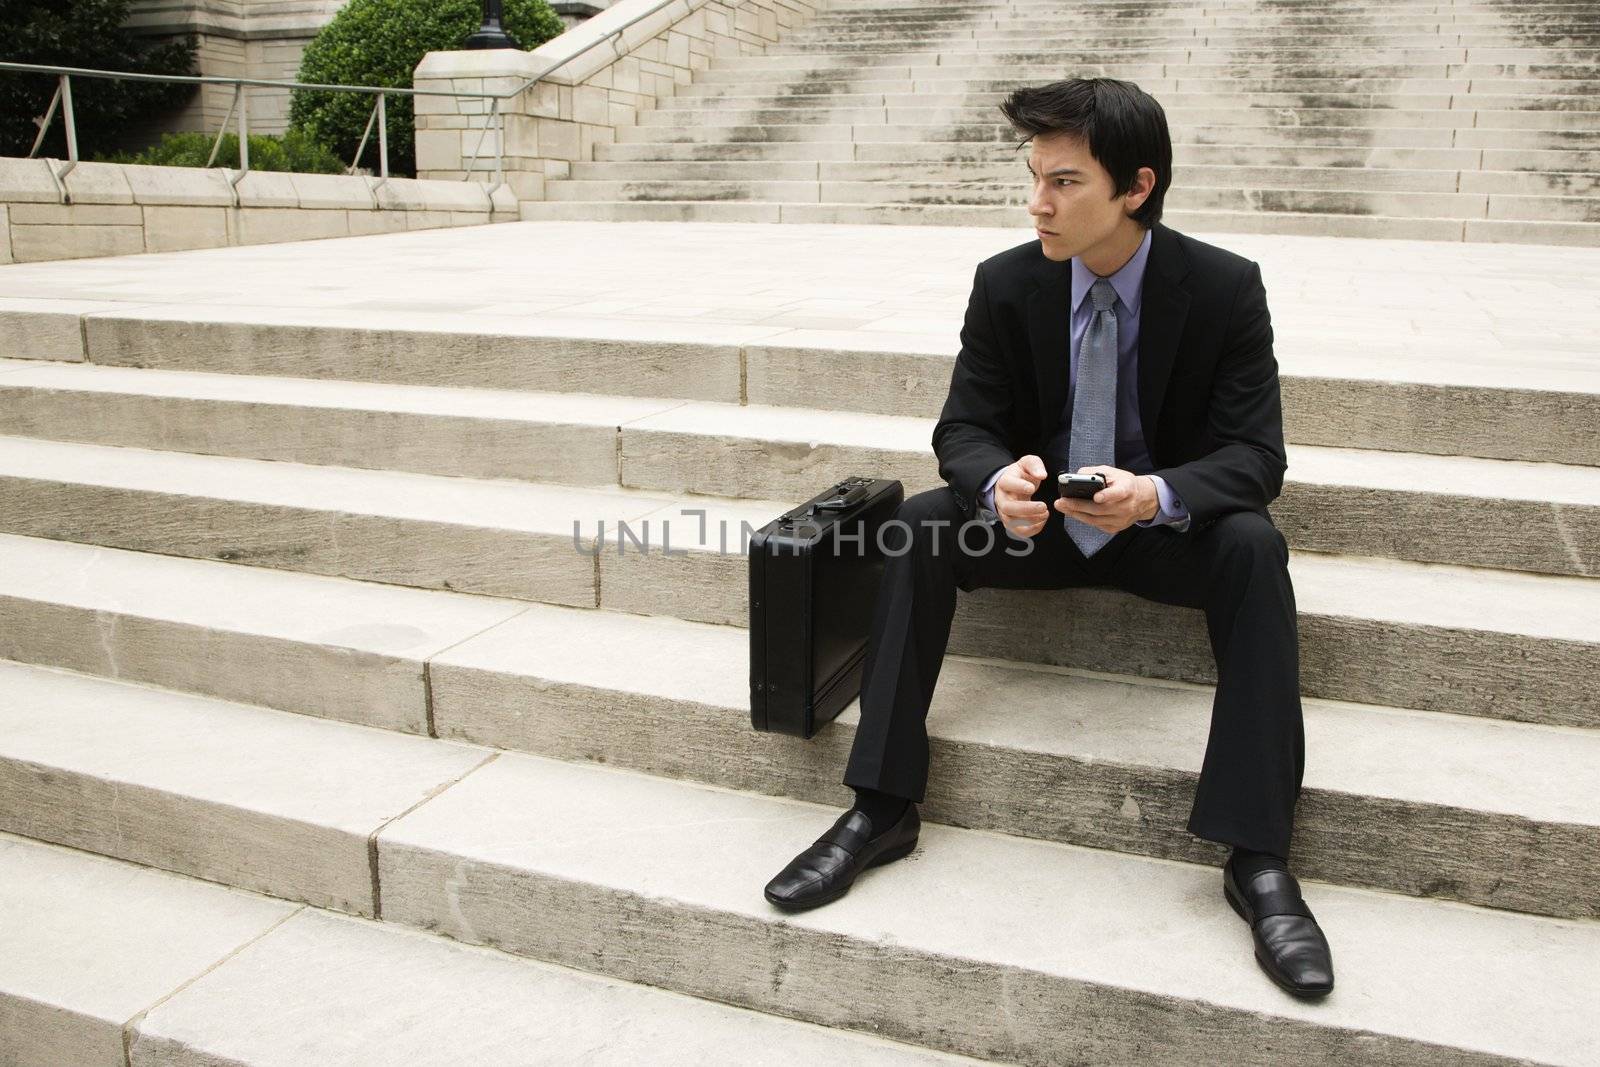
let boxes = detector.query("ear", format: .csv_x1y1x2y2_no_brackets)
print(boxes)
1123,166,1156,214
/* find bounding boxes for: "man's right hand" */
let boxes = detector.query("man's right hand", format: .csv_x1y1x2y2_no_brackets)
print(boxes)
994,454,1052,538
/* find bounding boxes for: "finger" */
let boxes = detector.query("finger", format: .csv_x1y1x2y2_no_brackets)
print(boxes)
1020,455,1047,480
999,474,1040,498
1094,481,1132,505
1059,498,1106,517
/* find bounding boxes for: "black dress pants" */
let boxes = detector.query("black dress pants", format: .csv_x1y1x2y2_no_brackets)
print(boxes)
841,484,1306,859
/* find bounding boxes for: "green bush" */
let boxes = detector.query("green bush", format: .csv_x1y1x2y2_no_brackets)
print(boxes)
1,0,198,159
290,0,563,178
94,128,346,173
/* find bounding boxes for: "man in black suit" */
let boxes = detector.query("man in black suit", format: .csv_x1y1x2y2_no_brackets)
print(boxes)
763,78,1336,998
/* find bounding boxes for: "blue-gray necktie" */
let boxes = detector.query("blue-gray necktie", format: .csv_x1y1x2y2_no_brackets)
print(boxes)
1065,277,1118,556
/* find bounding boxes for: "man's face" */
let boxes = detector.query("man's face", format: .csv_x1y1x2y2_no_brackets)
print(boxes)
1024,132,1147,262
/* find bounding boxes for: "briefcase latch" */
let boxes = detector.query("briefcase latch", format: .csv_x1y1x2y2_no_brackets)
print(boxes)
810,476,873,512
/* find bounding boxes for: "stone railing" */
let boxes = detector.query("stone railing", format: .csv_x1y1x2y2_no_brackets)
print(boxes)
0,157,518,264
413,0,826,200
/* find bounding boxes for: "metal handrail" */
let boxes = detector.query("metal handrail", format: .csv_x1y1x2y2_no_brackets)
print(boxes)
1,0,763,196
0,60,504,196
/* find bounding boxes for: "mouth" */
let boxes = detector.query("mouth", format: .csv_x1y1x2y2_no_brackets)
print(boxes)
1036,228,1057,236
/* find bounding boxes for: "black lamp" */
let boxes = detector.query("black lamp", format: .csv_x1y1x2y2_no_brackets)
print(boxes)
464,0,518,48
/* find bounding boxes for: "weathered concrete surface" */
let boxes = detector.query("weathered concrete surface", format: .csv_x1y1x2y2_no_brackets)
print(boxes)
0,662,490,914
0,533,526,732
376,753,1600,1066
130,908,983,1066
426,600,1600,919
0,832,295,1067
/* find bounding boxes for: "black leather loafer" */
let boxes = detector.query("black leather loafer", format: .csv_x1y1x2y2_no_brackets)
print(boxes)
1223,857,1335,998
763,803,920,912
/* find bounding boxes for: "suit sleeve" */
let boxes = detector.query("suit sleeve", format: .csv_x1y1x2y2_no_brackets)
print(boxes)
1150,260,1287,527
932,262,1018,524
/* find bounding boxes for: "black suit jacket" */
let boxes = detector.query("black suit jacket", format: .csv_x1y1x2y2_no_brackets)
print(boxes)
932,222,1288,531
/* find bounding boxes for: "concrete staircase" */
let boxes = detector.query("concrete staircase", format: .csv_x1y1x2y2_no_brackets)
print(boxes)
520,0,1600,244
0,220,1597,1062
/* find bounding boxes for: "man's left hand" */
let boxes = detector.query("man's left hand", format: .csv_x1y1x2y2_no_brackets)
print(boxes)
1054,465,1159,534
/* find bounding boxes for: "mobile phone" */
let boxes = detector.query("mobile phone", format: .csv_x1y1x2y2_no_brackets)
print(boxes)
1057,472,1106,500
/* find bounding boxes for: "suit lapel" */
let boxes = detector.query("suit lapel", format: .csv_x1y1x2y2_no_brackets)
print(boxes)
1024,224,1192,448
1137,223,1191,443
1026,255,1073,431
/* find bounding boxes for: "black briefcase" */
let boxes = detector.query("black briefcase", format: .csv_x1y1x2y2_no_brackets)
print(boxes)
748,476,904,738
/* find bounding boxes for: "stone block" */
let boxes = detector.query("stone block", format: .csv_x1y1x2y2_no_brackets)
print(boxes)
59,161,134,205
506,170,545,200
0,834,293,1067
0,533,525,732
121,164,233,207
231,206,351,245
404,210,455,230
0,662,488,915
345,209,413,236
489,184,519,213
415,128,465,172
537,118,581,160
666,31,692,68
8,203,142,226
407,177,494,213
143,205,231,253
10,223,145,262
0,156,61,203
289,172,376,211
573,84,610,126
0,207,10,265
233,170,299,208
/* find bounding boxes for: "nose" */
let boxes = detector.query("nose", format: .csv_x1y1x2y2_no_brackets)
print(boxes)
1027,183,1050,221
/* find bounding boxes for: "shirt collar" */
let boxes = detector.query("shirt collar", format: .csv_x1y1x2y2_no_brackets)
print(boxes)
1071,227,1152,317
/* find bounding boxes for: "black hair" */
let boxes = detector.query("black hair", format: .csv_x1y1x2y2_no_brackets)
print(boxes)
999,78,1173,228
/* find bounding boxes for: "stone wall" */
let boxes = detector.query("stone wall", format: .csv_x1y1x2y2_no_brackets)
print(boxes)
0,158,518,263
412,0,825,200
117,0,619,145
120,0,347,139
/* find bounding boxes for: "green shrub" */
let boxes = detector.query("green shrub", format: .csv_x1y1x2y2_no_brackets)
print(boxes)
94,128,347,173
290,0,563,177
1,0,198,159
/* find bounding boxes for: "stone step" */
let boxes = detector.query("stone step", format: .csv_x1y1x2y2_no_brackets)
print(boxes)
756,46,1595,66
0,662,491,915
595,139,1600,173
0,833,968,1066
3,326,1595,469
0,530,528,732
817,0,1600,14
0,831,298,1067
6,677,1600,1064
567,160,1600,197
0,415,1595,577
675,75,1600,97
4,582,1600,926
773,31,1600,50
635,105,1600,133
664,89,1600,115
374,752,1600,1064
515,199,1600,243
803,14,1600,30
0,436,676,603
611,122,1595,151
0,480,1594,729
704,57,1600,80
420,603,1600,919
547,178,1580,224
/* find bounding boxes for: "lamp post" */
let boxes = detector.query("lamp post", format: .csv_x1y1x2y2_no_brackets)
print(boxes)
464,0,517,48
